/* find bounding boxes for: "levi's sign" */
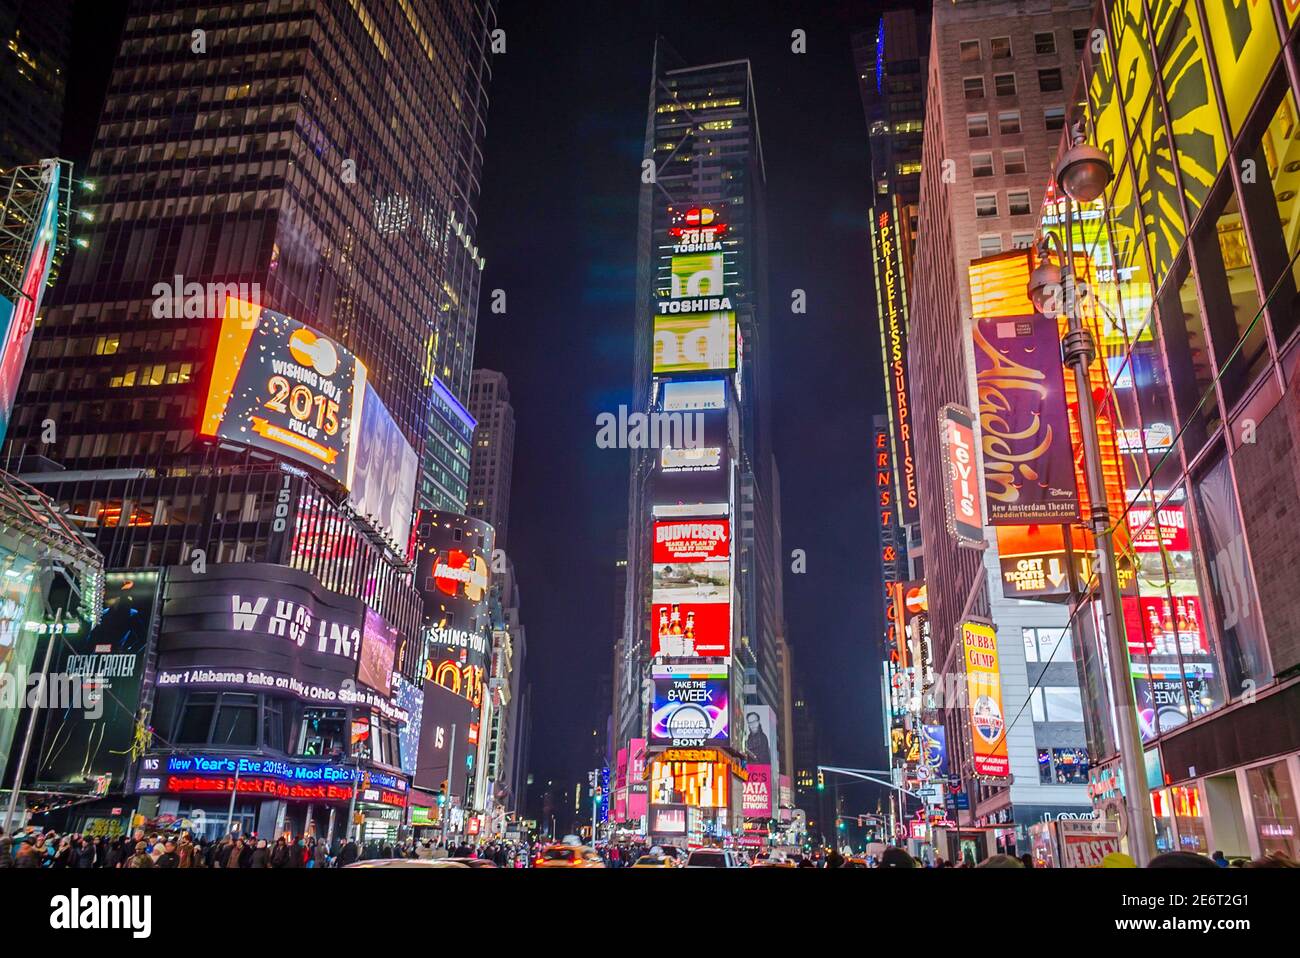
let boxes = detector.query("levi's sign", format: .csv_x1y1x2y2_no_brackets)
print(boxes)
941,404,984,546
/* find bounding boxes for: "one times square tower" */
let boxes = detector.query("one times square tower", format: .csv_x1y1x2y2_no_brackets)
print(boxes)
615,45,784,834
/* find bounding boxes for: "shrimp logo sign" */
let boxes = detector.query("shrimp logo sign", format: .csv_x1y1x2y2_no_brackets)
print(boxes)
961,620,1009,778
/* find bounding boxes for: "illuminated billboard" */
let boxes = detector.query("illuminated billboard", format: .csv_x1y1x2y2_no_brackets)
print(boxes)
653,519,729,563
652,407,729,513
668,205,727,247
651,665,729,748
671,253,724,298
156,563,407,722
357,607,398,697
347,383,418,554
413,512,494,708
652,312,737,375
961,620,1009,778
201,299,366,486
0,162,60,445
939,404,984,545
660,379,726,412
651,601,730,658
870,195,919,526
973,311,1079,524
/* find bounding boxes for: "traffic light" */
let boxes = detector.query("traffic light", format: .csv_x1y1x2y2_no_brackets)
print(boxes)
817,769,825,791
436,781,448,807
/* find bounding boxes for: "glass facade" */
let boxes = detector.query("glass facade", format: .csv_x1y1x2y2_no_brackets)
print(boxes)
1046,1,1300,770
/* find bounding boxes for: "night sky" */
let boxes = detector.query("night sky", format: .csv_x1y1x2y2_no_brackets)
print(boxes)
62,0,903,812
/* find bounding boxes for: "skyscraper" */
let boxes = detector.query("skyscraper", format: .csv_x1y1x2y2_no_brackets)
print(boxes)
0,0,72,171
4,0,494,568
466,368,515,549
908,0,1099,856
466,370,526,818
0,0,497,837
614,44,784,841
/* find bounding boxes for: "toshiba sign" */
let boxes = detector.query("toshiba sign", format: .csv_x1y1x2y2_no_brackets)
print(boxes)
940,404,984,546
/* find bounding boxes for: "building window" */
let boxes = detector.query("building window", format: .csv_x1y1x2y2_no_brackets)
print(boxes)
1038,68,1064,92
1023,626,1073,663
993,73,1016,97
967,113,990,138
964,76,986,99
1236,85,1300,349
175,692,219,744
1073,27,1089,51
975,193,999,218
999,110,1021,134
211,693,259,747
1246,761,1300,859
990,36,1012,59
1003,149,1026,175
1193,450,1271,696
978,234,1003,256
1189,178,1268,406
1045,106,1066,130
1008,190,1032,216
960,39,981,62
1052,748,1090,784
1034,31,1057,55
1043,687,1084,723
971,151,994,177
1012,231,1037,248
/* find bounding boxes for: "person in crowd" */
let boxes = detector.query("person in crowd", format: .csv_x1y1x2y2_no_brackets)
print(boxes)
1147,851,1220,868
878,846,916,868
1211,850,1229,867
1019,853,1035,868
249,839,270,868
156,839,180,868
977,854,1024,868
224,837,245,869
176,834,197,868
126,841,154,868
1246,851,1297,867
13,835,40,868
337,837,359,867
269,837,291,868
0,830,12,868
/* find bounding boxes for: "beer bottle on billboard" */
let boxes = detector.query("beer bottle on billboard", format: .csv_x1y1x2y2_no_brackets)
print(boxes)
669,605,683,635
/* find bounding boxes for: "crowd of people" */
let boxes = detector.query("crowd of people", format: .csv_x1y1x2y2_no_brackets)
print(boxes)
0,827,536,869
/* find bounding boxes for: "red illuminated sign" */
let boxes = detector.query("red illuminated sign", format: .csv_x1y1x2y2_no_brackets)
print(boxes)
940,405,984,546
653,519,730,563
163,775,410,807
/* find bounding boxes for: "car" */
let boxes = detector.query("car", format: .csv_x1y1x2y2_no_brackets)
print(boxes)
533,844,605,868
444,857,498,868
685,848,746,868
631,855,670,867
344,859,469,868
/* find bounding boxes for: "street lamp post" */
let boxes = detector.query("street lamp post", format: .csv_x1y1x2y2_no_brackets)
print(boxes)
1028,122,1157,867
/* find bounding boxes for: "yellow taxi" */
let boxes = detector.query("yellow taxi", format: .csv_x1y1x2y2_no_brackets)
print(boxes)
533,844,605,868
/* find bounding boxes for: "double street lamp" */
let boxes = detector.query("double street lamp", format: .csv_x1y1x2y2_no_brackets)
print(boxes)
1027,123,1157,867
